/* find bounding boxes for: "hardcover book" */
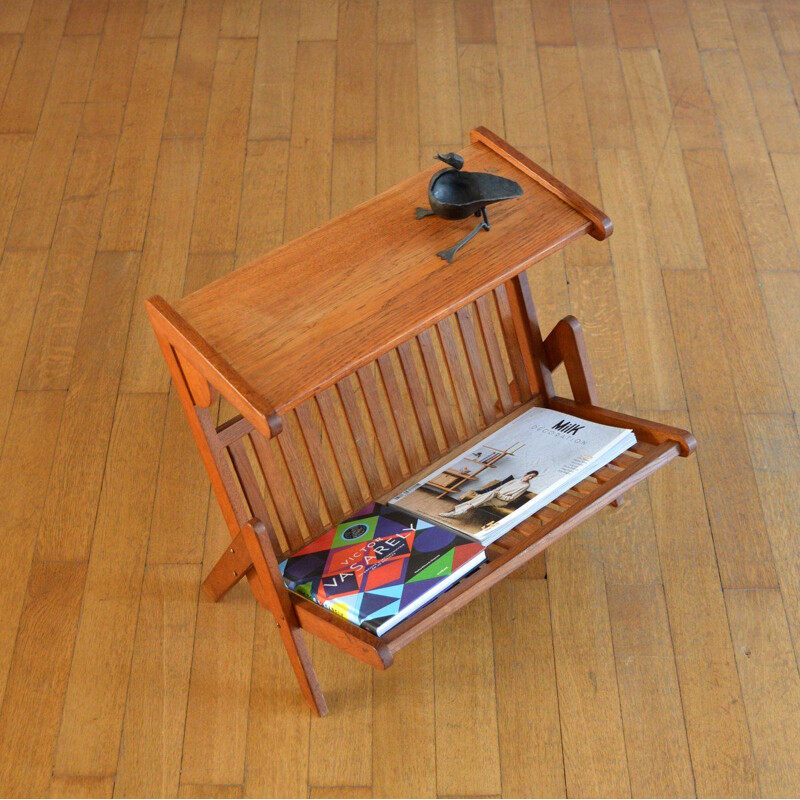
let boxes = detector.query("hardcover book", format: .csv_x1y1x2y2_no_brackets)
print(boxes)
279,502,485,636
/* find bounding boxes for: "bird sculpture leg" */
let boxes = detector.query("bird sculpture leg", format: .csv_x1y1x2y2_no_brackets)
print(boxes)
416,207,436,219
437,207,491,263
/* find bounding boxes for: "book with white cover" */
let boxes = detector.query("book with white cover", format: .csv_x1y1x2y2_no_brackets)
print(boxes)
389,406,636,545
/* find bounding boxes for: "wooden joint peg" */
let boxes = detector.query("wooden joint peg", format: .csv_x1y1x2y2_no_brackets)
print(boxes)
201,531,254,601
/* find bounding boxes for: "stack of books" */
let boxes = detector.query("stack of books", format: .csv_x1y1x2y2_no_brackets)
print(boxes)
280,406,636,636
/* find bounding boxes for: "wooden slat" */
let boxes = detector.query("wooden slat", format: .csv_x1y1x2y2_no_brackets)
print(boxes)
538,44,609,266
385,441,680,652
179,784,243,799
307,640,372,787
0,251,48,449
609,0,656,47
50,775,114,798
228,438,275,529
372,632,436,796
493,283,532,402
377,352,426,474
298,0,338,40
295,401,348,523
336,375,389,497
436,316,481,437
683,148,790,414
220,0,260,36
147,392,212,564
334,0,376,140
743,414,800,670
249,432,307,552
772,153,800,265
619,48,706,271
86,0,146,103
458,43,504,136
276,411,327,535
531,0,574,45
607,583,694,796
456,305,499,425
315,388,370,511
475,293,515,413
331,140,375,218
417,327,463,447
760,271,800,411
563,265,633,410
573,3,634,150
0,0,34,33
596,147,686,410
727,0,800,153
532,505,560,523
356,363,407,485
493,0,548,148
0,133,30,256
663,269,780,588
376,40,418,191
396,339,444,460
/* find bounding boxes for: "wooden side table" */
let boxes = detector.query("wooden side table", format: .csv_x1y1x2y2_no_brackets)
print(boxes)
147,127,696,716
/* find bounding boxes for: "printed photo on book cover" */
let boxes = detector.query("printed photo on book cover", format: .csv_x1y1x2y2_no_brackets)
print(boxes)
392,409,617,537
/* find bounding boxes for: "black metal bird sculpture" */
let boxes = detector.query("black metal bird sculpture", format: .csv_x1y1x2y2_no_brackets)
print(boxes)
416,152,524,262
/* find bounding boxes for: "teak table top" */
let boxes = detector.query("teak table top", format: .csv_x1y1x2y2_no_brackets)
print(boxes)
161,128,611,429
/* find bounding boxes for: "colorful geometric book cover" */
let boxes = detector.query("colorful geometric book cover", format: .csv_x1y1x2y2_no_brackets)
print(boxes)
279,502,485,636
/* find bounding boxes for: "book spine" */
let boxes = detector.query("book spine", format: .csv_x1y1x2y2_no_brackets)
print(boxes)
361,619,380,636
323,599,361,627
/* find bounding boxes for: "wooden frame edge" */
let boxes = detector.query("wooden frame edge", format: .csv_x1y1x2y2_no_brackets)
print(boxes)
470,126,613,241
293,599,394,670
146,295,283,438
383,441,680,652
547,396,697,456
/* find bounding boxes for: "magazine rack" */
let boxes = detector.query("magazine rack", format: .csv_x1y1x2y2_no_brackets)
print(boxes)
147,128,696,716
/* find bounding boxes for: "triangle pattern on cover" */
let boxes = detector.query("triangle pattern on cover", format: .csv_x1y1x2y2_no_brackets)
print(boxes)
407,549,455,583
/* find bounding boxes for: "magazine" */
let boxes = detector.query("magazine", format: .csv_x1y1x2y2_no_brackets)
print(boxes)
390,406,636,545
279,502,485,636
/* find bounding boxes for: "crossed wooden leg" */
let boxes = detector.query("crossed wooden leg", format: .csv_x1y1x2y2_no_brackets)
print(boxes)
544,315,625,508
203,520,328,717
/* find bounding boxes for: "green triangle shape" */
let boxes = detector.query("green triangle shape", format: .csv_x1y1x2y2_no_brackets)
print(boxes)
294,581,314,600
408,549,455,583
